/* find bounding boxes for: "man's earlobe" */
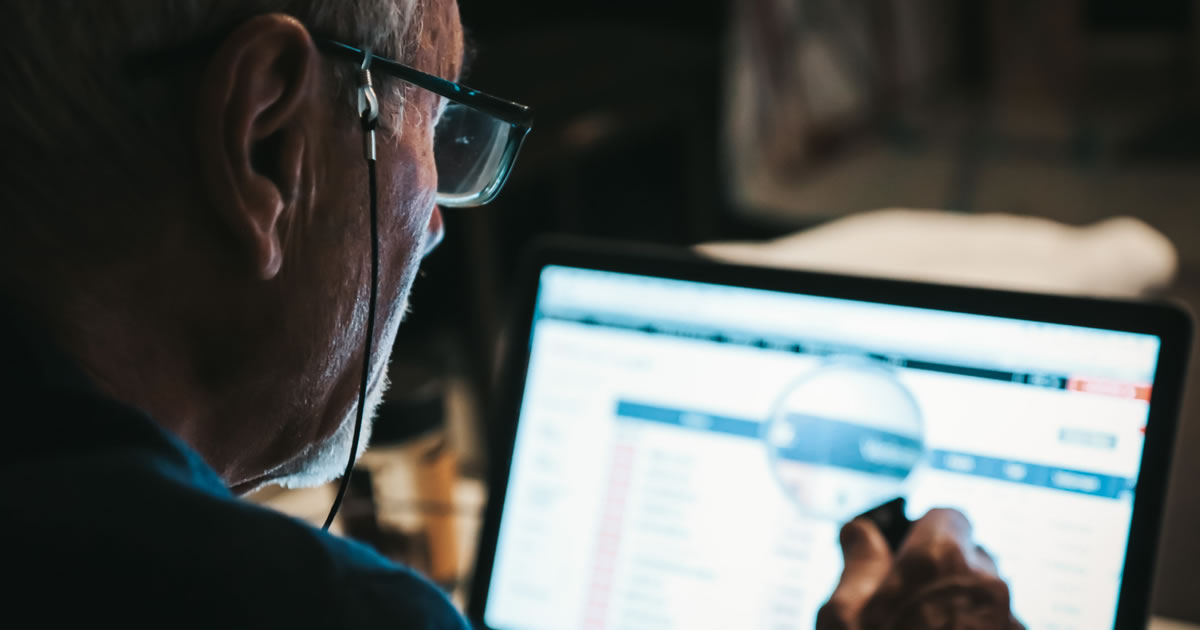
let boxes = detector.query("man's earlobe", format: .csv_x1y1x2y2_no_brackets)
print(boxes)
195,14,320,281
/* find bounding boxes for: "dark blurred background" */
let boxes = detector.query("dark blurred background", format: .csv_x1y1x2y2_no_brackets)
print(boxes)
394,0,728,402
275,0,1200,621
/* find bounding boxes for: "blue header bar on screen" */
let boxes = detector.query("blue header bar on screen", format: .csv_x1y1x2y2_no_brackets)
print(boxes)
615,400,1134,500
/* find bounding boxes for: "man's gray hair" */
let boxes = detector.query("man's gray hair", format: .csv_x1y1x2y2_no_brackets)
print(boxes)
0,0,423,216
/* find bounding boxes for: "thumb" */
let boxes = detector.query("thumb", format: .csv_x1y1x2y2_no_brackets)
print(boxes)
838,518,894,593
818,519,894,629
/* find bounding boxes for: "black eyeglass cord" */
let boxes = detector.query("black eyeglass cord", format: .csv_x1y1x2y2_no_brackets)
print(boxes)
323,54,381,532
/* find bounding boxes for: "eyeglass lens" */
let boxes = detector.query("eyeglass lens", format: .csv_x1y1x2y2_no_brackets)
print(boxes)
433,102,511,202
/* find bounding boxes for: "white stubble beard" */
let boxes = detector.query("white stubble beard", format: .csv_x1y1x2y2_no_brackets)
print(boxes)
267,370,389,490
265,297,409,490
261,222,433,491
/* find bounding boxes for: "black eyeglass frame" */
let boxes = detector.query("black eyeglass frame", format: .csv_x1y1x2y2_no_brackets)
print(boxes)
127,33,534,207
315,39,534,207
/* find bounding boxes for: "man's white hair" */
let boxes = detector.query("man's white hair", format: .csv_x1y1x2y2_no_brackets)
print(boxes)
0,0,422,219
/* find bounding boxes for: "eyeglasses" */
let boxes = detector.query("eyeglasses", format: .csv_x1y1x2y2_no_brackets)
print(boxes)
315,39,533,208
128,34,531,207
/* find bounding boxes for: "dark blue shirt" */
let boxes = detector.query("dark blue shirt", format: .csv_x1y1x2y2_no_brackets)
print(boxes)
2,309,472,627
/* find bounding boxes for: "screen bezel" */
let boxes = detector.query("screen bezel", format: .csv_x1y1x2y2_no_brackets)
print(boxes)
467,236,1192,630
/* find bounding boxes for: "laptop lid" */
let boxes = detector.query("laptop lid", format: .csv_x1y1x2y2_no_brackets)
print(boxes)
469,239,1192,630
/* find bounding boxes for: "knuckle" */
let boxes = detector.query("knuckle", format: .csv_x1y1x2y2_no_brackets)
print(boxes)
899,535,970,580
927,507,970,530
930,536,971,571
977,573,1014,606
897,549,938,582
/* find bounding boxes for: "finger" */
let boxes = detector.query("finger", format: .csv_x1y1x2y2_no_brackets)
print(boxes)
864,572,1019,630
901,508,972,552
818,519,893,628
904,510,998,576
894,508,975,583
840,518,893,583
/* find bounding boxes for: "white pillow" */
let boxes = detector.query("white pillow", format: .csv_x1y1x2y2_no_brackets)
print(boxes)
696,208,1177,298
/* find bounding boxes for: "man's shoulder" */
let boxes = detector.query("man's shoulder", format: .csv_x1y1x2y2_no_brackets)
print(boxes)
5,397,468,628
226,497,472,629
224,496,470,628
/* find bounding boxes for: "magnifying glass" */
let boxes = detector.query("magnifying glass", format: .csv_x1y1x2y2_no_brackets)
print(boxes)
762,356,926,525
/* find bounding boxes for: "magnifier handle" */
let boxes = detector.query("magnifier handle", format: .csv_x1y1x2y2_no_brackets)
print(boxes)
854,497,912,552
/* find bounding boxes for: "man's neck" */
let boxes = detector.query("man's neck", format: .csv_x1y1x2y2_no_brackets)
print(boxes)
19,278,221,469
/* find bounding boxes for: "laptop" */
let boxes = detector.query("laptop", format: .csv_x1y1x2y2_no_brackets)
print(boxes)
467,238,1192,630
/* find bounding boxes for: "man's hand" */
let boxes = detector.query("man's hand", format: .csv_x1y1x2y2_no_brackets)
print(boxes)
817,509,1025,630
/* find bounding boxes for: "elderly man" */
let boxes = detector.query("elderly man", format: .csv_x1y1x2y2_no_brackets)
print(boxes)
0,0,1018,627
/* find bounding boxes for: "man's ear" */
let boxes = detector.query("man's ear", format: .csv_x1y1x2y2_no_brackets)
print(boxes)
196,14,321,280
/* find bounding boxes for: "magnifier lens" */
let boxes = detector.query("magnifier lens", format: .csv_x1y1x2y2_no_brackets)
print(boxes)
764,357,926,522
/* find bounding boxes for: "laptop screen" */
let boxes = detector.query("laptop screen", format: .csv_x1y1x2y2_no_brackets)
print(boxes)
483,265,1163,630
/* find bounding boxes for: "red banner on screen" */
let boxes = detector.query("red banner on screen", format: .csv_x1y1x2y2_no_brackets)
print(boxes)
1067,377,1152,402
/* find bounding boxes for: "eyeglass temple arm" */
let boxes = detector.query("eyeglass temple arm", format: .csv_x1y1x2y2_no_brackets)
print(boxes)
314,38,534,128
